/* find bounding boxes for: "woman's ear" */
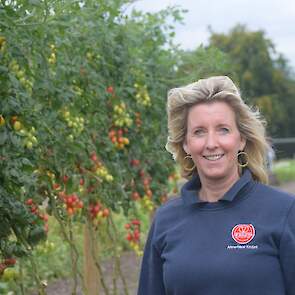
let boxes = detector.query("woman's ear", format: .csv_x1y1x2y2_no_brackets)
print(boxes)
183,141,189,155
240,137,246,151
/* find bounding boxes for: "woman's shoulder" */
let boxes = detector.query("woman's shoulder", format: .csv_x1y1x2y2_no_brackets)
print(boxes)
153,196,184,225
156,195,182,213
254,182,295,207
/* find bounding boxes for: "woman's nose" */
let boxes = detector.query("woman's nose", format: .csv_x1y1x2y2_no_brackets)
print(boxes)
205,132,218,149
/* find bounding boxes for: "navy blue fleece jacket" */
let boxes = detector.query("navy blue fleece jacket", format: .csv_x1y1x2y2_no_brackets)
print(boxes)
137,169,295,295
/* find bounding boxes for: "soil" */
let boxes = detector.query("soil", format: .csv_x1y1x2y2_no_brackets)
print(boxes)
32,180,295,295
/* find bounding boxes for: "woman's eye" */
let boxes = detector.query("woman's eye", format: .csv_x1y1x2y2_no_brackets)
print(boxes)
219,127,229,134
194,129,205,136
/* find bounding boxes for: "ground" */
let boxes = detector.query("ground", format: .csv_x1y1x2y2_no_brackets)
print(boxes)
39,251,141,295
33,180,295,295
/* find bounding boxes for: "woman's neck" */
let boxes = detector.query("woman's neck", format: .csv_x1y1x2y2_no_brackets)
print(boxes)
198,172,240,203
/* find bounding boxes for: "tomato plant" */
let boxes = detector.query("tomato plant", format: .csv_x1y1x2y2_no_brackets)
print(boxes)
0,0,183,293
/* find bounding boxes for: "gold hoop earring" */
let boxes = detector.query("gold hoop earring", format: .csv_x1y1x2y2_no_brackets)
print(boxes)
184,155,196,172
237,151,249,168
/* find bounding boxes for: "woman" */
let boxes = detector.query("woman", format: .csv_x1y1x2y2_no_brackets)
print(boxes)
137,76,295,295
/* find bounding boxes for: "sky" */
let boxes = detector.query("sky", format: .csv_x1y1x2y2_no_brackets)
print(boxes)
130,0,295,70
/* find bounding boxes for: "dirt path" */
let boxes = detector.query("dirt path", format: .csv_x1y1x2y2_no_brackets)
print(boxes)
36,251,141,295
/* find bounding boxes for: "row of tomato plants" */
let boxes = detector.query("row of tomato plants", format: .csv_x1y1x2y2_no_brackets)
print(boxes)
0,0,183,293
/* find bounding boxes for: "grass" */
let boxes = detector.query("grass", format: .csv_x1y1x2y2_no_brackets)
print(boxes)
273,159,295,183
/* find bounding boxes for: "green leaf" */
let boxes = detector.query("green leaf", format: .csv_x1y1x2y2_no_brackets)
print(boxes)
0,130,8,145
28,226,46,245
21,158,33,167
29,0,41,5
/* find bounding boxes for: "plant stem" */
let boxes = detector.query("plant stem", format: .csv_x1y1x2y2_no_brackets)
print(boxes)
87,219,110,295
49,194,87,294
29,255,47,295
10,225,46,295
107,220,118,295
108,214,129,295
68,219,78,295
18,259,26,295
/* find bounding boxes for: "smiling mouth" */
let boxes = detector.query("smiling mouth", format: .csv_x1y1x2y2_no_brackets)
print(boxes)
203,154,224,161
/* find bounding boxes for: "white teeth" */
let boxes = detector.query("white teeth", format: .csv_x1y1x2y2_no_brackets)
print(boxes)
204,154,223,161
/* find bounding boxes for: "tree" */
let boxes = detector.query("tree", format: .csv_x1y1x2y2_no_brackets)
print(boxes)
208,24,295,136
174,45,237,86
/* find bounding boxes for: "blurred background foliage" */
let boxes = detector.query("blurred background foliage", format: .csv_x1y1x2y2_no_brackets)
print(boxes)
177,24,295,137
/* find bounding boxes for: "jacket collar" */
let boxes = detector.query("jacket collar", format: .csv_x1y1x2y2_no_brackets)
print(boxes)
181,169,253,206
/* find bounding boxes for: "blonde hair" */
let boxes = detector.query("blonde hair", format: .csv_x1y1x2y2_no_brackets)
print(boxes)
166,76,269,183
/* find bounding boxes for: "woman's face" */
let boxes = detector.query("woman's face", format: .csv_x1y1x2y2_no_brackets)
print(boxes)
184,101,246,182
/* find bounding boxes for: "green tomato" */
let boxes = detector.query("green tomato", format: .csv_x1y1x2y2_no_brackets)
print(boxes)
25,140,33,149
3,268,18,281
13,121,22,131
31,136,38,144
68,134,74,141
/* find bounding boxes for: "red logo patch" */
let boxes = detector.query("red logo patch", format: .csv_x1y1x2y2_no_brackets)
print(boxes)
231,224,255,244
